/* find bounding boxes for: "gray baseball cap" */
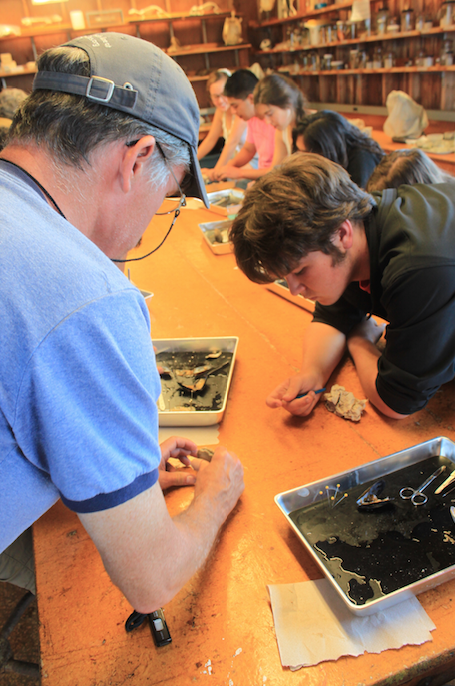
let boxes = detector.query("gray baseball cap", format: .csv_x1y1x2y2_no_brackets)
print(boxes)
32,32,209,207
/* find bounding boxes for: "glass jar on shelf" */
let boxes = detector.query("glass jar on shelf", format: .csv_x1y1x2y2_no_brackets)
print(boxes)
441,39,454,65
439,0,455,27
336,20,349,41
349,49,359,68
324,23,336,43
346,21,357,39
387,16,400,34
415,48,425,67
373,46,383,68
401,8,415,32
383,49,396,68
415,13,425,31
308,51,320,71
376,8,388,34
322,53,333,69
357,49,368,68
353,19,371,38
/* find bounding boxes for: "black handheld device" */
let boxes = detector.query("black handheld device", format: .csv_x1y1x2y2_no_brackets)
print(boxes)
148,608,172,647
125,607,172,647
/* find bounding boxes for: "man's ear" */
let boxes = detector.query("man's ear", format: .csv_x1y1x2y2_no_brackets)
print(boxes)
334,220,355,251
121,136,155,193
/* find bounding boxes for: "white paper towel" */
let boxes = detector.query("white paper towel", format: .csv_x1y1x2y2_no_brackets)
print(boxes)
268,578,435,670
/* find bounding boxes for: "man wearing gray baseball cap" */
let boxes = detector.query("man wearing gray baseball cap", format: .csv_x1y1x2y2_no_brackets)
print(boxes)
0,33,244,615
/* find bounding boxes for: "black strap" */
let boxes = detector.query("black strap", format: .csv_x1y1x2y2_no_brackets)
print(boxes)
125,610,147,632
33,72,138,110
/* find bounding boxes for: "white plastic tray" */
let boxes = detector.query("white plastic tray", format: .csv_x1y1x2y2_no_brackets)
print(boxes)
154,336,238,426
199,219,233,255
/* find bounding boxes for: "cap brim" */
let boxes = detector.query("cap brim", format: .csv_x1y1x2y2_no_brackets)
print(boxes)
184,145,209,208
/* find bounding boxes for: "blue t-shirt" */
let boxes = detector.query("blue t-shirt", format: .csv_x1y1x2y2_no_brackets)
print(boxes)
0,163,162,551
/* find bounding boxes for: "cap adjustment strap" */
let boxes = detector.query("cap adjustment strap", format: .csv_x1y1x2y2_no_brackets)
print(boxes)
86,76,115,103
33,72,138,110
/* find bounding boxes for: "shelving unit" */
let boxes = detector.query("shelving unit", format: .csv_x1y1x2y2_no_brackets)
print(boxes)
249,0,455,112
131,11,250,78
249,0,354,28
0,5,251,108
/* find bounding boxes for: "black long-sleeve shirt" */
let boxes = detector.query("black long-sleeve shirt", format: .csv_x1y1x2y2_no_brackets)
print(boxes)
313,184,455,414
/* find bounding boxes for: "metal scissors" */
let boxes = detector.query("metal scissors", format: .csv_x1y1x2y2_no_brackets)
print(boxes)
399,465,446,506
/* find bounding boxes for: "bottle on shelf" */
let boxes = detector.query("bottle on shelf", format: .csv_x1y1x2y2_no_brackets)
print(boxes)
373,45,383,68
401,8,415,32
439,0,455,27
441,38,454,65
376,7,388,34
383,48,395,68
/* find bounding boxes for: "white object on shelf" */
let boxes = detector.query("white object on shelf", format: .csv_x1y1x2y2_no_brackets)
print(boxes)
70,11,86,30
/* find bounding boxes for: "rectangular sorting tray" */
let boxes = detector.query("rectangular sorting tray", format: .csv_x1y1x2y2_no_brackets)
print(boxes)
153,336,238,426
207,189,244,217
199,219,233,255
275,437,455,615
266,279,315,313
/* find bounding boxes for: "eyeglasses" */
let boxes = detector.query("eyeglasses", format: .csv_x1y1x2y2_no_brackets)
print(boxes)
154,141,187,216
112,140,186,264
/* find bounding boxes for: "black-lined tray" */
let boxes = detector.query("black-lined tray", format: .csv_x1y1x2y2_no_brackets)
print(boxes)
275,437,455,615
154,337,238,426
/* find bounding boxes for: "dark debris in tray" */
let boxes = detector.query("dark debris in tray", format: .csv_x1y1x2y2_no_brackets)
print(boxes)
156,350,233,413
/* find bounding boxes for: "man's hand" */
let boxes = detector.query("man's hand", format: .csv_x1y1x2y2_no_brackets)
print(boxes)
158,436,198,489
213,165,242,181
192,446,244,524
266,373,325,417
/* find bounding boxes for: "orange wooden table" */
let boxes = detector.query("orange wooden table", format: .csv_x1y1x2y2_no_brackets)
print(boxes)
34,205,455,686
371,129,455,175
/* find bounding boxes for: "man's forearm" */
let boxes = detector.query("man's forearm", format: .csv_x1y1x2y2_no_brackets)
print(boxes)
301,322,347,384
348,336,407,419
80,452,243,614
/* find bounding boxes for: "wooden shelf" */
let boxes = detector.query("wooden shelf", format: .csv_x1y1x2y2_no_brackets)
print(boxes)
166,42,251,57
0,66,36,79
0,23,132,42
249,0,353,29
129,11,232,25
254,25,455,56
280,65,455,75
188,74,211,82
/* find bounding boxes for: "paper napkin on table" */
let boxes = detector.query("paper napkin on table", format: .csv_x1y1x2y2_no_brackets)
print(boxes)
268,578,435,670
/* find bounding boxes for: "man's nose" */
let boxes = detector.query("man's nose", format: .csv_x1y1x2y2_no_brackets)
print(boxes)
286,274,303,296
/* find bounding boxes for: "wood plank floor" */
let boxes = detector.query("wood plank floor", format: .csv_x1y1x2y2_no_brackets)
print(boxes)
0,582,39,686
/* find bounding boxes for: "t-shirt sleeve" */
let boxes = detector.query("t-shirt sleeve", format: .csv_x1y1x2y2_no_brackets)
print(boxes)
14,290,162,513
312,283,371,335
376,265,455,414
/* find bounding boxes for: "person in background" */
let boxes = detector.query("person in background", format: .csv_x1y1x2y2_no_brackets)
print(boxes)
229,152,455,420
0,87,27,151
366,147,454,191
293,110,384,189
0,118,10,151
254,73,310,170
212,69,275,183
0,33,244,613
197,69,251,182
